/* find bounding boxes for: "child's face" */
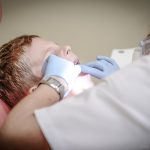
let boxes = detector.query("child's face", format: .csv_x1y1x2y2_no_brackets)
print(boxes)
25,37,80,78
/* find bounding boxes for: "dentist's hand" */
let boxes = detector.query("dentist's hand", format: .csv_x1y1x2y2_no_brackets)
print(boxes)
42,55,81,96
80,56,119,79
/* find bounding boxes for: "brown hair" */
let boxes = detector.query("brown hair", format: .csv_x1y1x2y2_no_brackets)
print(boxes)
0,35,40,107
143,33,150,41
146,33,150,37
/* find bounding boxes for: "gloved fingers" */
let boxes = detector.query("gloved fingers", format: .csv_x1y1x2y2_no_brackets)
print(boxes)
80,65,90,74
100,60,113,68
83,61,104,71
80,65,104,78
96,56,116,65
68,65,81,83
97,56,119,69
74,65,81,74
88,60,113,70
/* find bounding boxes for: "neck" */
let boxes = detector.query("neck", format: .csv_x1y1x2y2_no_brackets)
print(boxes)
1,98,13,108
0,98,11,111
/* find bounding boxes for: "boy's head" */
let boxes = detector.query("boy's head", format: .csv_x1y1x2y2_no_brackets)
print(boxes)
139,33,150,55
0,35,79,107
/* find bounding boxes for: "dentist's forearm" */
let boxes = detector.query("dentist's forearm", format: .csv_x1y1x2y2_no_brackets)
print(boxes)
0,84,59,150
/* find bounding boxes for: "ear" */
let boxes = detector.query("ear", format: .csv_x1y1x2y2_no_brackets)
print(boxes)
29,85,38,94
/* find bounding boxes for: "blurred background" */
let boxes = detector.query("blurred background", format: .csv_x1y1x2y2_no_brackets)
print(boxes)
0,0,150,63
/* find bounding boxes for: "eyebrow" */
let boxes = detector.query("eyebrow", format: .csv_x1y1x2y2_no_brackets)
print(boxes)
46,41,58,49
53,41,59,46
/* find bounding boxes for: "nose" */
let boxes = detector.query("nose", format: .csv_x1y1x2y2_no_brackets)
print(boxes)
74,58,80,65
62,45,80,64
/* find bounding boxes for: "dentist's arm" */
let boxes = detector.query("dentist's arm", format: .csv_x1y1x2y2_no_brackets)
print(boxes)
0,55,81,150
0,84,58,150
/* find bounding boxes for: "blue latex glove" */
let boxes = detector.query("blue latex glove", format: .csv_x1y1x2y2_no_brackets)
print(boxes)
42,55,81,95
80,56,119,79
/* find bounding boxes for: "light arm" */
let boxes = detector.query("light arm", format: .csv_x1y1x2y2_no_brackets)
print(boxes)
0,84,59,150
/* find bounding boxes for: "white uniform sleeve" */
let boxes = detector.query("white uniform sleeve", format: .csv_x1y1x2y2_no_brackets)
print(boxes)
34,56,150,150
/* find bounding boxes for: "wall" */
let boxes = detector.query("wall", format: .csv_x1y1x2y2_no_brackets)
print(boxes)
0,0,150,63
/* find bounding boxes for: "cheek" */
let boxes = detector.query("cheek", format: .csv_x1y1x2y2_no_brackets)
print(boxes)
50,49,78,63
32,65,43,79
66,52,78,62
53,50,63,56
30,57,44,79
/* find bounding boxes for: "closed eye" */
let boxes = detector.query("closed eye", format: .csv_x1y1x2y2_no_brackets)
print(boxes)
67,50,70,55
